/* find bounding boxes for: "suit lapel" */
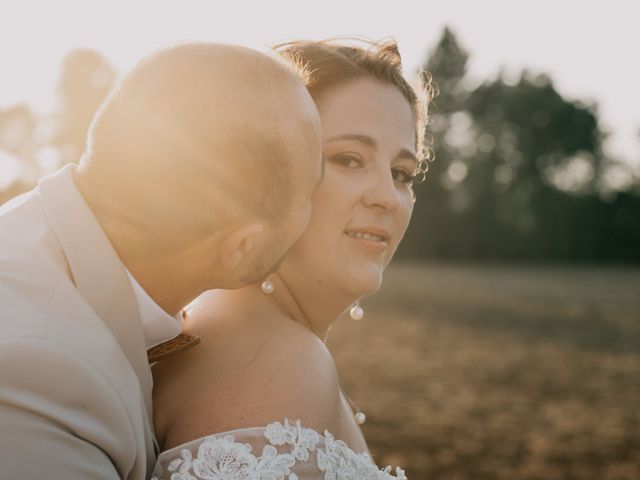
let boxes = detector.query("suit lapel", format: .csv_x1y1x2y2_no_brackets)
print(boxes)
37,164,153,416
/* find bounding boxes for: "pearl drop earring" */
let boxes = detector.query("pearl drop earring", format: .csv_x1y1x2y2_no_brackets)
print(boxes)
349,302,364,320
260,279,274,294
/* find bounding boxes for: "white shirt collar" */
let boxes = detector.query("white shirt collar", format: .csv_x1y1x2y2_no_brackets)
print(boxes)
125,270,182,350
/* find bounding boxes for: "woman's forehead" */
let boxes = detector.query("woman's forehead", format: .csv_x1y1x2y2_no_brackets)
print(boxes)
319,81,416,154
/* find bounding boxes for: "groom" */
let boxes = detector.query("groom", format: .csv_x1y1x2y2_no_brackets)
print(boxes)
0,43,322,479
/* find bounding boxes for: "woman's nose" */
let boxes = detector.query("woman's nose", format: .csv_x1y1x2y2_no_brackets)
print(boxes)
362,167,401,211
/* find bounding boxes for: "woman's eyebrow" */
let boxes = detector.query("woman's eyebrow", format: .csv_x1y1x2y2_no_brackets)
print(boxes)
324,133,376,146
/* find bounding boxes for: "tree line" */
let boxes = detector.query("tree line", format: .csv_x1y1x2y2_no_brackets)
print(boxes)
1,29,639,262
401,28,640,262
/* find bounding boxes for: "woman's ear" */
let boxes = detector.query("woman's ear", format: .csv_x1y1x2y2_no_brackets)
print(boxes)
218,222,264,271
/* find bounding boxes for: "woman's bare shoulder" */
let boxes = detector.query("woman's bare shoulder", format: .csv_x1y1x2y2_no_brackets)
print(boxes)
153,294,344,450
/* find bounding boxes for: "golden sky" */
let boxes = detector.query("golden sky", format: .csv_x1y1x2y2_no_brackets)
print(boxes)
1,0,638,179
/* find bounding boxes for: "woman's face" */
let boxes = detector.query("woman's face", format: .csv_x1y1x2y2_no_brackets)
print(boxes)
281,77,416,299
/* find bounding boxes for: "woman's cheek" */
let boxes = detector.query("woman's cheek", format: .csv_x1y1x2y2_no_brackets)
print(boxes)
400,195,414,226
391,200,413,256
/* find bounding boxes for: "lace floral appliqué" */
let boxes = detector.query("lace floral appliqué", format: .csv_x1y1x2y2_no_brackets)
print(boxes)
151,419,406,480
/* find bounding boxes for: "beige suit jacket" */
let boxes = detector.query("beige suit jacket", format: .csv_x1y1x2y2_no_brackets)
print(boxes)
0,164,157,479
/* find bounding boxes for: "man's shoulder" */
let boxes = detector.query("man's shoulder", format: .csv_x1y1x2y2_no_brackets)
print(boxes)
0,334,148,480
0,186,66,340
0,274,133,371
0,185,58,264
0,186,40,225
0,186,35,212
0,180,145,389
0,184,71,312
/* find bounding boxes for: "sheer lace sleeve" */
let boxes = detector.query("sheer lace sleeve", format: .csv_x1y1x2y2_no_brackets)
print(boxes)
151,419,407,480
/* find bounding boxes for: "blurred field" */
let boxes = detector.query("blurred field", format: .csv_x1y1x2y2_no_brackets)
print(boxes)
327,263,640,480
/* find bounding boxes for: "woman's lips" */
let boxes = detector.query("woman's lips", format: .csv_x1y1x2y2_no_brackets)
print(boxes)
344,228,390,253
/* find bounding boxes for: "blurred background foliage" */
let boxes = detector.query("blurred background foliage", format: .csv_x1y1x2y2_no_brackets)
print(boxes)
0,48,115,203
1,27,639,262
404,28,640,262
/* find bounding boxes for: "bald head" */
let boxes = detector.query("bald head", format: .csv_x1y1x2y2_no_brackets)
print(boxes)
81,43,321,253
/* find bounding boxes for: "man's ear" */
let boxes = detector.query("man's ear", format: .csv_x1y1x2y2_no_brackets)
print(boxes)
219,222,265,271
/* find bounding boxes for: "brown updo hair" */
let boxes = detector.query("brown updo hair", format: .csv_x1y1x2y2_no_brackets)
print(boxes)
274,37,435,182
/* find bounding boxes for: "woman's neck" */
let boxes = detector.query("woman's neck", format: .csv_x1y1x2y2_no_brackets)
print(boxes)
264,272,354,341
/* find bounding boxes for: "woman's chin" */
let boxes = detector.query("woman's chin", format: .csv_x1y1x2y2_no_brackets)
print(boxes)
341,265,384,299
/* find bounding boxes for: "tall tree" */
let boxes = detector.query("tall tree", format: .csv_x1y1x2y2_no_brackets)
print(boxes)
0,104,38,167
400,27,472,258
423,26,469,112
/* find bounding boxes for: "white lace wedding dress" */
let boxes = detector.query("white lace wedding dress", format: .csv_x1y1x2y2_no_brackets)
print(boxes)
151,418,407,480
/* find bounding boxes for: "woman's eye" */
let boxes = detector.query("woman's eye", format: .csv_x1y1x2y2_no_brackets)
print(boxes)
392,168,414,185
328,153,364,169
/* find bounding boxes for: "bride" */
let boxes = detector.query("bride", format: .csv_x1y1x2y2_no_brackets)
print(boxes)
151,38,433,479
